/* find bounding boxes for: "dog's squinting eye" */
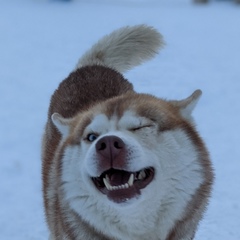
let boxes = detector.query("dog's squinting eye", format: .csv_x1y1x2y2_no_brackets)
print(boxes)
130,125,153,132
85,133,98,142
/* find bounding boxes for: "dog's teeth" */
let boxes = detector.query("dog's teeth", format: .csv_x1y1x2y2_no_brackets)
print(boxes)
103,178,112,190
128,173,134,186
138,170,146,180
103,173,134,191
103,177,131,191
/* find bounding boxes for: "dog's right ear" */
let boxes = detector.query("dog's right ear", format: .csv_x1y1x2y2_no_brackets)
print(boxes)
169,90,202,121
51,113,71,137
177,90,202,117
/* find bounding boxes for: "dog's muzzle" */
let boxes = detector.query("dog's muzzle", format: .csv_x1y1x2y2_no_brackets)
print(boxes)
91,135,155,203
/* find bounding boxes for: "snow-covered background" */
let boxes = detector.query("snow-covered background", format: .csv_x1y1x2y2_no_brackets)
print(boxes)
0,0,240,239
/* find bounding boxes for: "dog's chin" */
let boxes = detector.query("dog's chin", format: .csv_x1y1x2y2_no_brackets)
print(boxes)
91,167,155,203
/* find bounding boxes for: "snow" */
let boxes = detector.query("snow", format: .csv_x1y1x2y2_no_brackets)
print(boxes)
0,0,239,239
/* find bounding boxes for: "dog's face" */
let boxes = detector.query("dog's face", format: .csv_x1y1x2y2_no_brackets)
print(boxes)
52,91,205,237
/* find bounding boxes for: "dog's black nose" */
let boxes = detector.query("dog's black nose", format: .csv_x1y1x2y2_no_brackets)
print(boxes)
95,135,126,171
96,135,125,157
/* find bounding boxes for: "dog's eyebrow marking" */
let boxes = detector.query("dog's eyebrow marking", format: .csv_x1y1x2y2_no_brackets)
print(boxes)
87,114,109,131
118,110,153,130
68,113,93,144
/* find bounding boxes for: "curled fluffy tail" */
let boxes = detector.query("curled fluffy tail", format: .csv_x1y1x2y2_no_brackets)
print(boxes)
76,25,164,74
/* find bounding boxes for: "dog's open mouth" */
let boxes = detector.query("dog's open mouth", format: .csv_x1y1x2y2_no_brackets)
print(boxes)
92,167,154,203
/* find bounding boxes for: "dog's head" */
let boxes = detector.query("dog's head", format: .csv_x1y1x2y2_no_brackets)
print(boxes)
51,90,209,236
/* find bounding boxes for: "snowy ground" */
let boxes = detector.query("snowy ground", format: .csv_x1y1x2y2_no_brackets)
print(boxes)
0,0,240,239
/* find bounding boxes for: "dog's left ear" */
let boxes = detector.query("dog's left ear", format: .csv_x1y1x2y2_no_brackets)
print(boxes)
170,90,202,119
51,113,72,137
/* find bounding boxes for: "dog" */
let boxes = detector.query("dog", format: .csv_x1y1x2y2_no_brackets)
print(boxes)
42,25,214,240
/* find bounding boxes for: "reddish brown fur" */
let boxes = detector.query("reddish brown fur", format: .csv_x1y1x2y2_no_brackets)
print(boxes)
42,65,214,239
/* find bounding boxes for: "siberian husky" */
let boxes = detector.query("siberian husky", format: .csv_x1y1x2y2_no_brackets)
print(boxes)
42,25,214,240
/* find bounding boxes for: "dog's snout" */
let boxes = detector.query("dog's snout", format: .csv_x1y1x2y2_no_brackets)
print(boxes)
96,135,125,157
95,136,126,171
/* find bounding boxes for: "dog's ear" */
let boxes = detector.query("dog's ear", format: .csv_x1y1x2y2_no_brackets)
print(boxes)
170,90,202,119
51,113,72,137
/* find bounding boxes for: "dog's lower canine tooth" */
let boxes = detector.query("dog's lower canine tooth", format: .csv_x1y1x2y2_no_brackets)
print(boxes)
128,173,134,186
103,178,112,190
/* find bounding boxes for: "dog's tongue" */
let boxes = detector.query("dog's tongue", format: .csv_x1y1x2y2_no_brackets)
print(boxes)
108,170,131,186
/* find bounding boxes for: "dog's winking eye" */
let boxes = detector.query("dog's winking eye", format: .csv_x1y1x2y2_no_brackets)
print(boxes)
130,124,153,132
85,133,98,142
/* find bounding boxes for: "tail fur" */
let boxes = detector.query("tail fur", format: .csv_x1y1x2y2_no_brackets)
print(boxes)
76,25,164,73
